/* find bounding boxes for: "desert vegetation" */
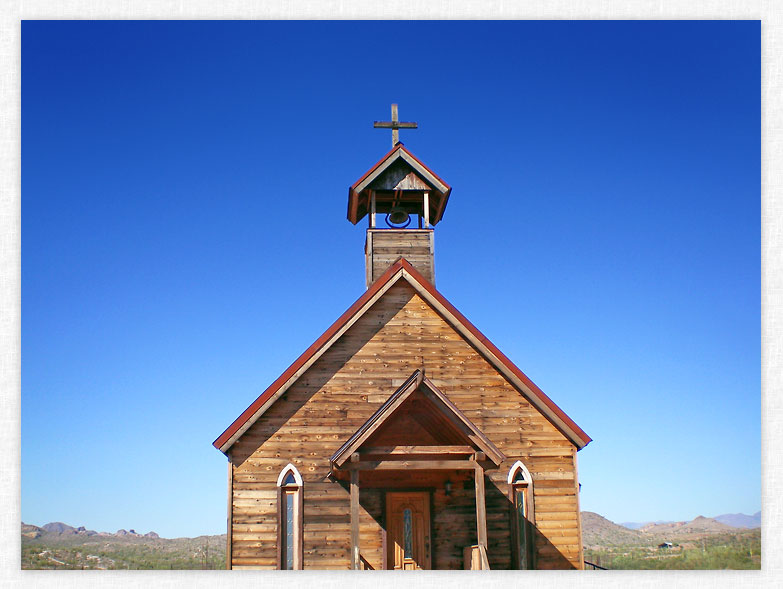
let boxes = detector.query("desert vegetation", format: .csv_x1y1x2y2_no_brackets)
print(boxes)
21,524,225,570
22,512,760,570
582,512,760,570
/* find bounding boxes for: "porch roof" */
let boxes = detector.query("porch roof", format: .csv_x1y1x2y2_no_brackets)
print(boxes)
330,369,505,470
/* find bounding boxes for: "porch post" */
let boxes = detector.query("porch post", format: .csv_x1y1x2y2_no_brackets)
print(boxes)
350,453,360,569
474,463,488,548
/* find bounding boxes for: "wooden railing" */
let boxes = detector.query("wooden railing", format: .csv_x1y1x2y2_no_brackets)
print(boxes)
463,544,490,570
584,560,607,570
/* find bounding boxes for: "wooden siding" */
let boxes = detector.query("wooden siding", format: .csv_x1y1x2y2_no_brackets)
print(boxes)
229,281,582,569
366,229,434,287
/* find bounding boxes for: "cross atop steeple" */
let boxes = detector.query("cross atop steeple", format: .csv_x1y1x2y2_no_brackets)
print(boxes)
373,104,418,147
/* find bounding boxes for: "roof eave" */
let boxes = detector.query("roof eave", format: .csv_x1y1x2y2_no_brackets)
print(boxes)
330,369,506,468
214,257,592,454
212,261,409,453
348,144,451,225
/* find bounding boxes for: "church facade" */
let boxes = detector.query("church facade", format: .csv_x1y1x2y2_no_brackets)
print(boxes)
213,126,591,570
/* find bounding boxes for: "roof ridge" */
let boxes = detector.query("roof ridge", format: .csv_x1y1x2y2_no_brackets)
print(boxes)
214,257,591,453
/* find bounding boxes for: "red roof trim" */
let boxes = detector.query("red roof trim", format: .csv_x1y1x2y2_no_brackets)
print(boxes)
399,260,593,447
212,261,405,451
347,144,453,224
397,144,450,191
350,142,407,192
214,258,591,452
350,143,451,193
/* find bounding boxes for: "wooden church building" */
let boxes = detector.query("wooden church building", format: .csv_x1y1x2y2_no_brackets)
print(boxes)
213,108,592,570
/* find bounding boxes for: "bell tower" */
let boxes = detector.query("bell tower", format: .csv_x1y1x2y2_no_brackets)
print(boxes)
348,105,452,288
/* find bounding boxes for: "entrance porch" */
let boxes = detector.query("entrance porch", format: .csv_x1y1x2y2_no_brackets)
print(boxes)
329,370,504,570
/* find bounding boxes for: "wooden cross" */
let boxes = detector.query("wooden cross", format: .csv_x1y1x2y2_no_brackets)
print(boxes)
373,104,418,147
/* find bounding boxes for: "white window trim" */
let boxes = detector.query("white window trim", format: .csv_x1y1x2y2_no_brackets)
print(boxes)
507,460,533,485
508,460,535,570
277,463,304,487
277,463,303,570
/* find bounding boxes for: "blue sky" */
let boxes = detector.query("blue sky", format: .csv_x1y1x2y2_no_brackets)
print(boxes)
22,20,759,538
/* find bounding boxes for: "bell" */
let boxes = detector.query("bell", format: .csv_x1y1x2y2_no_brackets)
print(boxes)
387,206,410,226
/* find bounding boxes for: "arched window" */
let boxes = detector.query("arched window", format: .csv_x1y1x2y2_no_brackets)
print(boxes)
277,464,303,570
508,461,534,569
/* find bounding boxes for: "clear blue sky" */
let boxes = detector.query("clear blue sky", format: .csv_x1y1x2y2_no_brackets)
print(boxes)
22,20,759,538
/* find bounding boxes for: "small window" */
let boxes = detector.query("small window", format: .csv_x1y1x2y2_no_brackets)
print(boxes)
508,461,534,569
277,464,303,570
403,508,413,559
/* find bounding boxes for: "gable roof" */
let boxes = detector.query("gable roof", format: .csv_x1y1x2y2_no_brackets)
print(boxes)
347,143,452,226
213,258,592,454
330,369,505,468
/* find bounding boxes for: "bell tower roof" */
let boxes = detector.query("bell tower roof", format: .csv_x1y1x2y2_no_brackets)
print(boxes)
347,142,452,226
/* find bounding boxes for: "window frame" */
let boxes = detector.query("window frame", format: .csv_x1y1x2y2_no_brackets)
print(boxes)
276,463,303,570
507,460,535,569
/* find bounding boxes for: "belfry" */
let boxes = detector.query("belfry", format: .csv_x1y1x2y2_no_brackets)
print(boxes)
349,104,450,287
214,106,591,570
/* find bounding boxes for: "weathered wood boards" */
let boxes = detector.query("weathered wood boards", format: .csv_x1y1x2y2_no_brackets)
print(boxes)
373,103,417,147
366,229,434,287
228,282,582,569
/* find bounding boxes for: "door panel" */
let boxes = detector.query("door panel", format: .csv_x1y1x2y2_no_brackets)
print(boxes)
386,492,431,570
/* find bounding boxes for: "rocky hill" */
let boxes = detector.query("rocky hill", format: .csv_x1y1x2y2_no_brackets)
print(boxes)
22,523,44,539
620,511,760,532
639,516,734,535
21,522,225,570
582,512,761,570
619,520,673,530
581,512,645,546
582,512,758,547
25,522,160,539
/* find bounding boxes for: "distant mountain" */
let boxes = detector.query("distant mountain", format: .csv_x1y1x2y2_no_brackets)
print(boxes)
42,522,74,534
22,525,226,570
582,512,756,547
620,512,761,531
581,512,645,546
638,515,733,535
639,515,748,536
676,516,733,533
115,529,149,537
40,522,98,536
30,523,157,539
714,512,761,529
620,520,674,530
22,523,43,539
74,526,98,536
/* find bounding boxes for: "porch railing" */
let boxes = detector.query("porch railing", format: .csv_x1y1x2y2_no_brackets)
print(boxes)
584,560,607,570
463,544,490,570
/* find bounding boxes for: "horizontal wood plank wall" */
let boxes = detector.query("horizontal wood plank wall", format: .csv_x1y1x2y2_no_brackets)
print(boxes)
432,483,476,569
230,282,581,569
367,229,434,287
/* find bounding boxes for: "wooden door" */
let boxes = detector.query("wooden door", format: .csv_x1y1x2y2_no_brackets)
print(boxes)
386,492,431,570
